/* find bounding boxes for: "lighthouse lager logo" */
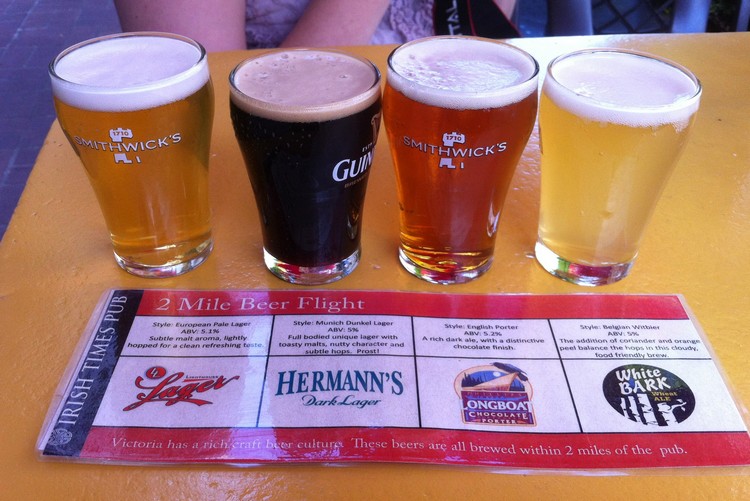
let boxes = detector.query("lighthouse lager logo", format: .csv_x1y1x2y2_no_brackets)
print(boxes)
455,363,535,426
123,366,240,411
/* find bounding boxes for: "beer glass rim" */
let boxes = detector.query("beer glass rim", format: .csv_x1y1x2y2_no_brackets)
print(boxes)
49,31,209,110
229,48,382,122
545,48,702,114
386,35,539,109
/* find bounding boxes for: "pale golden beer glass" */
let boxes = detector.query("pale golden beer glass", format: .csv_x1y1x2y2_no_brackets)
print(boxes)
49,32,214,277
535,49,701,286
384,36,539,284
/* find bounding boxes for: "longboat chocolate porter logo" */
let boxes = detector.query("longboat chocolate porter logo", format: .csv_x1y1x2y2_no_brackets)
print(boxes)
455,363,535,426
602,364,695,426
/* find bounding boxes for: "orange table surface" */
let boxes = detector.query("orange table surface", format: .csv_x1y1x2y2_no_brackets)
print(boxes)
1,33,749,500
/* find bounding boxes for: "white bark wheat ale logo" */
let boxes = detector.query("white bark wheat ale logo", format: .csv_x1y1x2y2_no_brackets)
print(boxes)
455,363,535,426
602,364,695,426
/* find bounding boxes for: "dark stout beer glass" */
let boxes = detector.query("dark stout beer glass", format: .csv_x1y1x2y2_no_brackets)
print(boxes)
230,49,382,284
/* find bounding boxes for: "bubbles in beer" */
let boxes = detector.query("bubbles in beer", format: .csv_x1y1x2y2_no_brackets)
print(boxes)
544,51,701,129
231,50,380,123
51,35,209,113
387,37,539,110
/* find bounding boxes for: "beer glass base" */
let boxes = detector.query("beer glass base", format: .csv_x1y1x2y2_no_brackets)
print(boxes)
264,248,360,285
398,247,491,285
114,239,213,278
534,240,633,286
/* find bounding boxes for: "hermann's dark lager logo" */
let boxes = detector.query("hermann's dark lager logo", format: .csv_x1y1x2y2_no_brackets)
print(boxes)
455,363,535,426
275,369,403,410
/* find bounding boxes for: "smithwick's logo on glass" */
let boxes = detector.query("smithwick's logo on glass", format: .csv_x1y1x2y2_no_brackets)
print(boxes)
123,366,240,411
401,130,508,170
72,127,183,165
455,363,535,426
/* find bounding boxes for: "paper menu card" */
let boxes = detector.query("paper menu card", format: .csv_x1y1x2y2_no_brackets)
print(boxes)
38,290,750,470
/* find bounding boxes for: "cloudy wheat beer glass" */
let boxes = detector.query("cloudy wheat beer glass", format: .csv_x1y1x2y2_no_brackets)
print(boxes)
229,49,382,284
535,49,701,286
384,36,539,284
49,32,214,277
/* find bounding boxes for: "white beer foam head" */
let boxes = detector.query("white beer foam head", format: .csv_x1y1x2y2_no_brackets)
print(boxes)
386,36,539,110
50,32,209,112
544,50,701,128
230,49,381,123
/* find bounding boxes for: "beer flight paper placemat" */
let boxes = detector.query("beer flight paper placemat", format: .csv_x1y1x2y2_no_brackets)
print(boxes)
38,290,750,470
